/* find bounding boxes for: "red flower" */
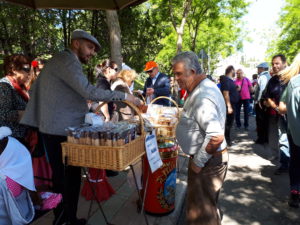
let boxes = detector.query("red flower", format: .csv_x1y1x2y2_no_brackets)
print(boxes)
31,60,39,68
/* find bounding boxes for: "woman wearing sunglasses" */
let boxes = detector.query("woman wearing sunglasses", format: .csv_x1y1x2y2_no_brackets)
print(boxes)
93,59,119,122
0,54,31,144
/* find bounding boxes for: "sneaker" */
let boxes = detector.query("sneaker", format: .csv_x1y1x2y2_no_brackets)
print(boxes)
288,192,300,208
274,167,289,175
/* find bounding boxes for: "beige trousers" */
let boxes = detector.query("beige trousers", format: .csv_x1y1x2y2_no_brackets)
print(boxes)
187,151,229,225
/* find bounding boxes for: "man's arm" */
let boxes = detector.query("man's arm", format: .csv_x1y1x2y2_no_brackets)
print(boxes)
266,98,278,110
192,98,225,173
190,134,224,173
58,58,125,102
222,90,233,114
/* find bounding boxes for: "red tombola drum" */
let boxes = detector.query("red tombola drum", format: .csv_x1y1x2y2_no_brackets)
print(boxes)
142,144,178,215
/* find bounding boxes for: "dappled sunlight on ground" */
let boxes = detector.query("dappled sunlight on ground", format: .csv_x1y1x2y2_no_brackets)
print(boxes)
219,115,299,225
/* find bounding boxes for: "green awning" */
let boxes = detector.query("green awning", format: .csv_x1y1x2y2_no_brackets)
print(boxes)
3,0,147,10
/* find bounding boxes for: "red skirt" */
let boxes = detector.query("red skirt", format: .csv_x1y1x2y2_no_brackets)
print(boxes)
81,168,115,202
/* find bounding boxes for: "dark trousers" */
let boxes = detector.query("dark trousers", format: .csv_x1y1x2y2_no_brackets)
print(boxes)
235,99,250,128
225,104,235,145
255,103,269,143
40,133,82,224
287,134,300,192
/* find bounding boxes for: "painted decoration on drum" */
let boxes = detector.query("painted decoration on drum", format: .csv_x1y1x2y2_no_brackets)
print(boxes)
156,161,177,209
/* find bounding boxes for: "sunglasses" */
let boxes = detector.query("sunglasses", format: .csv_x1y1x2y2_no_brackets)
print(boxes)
21,67,31,73
146,70,153,74
111,67,118,72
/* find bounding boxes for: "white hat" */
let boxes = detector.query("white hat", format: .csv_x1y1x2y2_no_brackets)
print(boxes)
256,62,269,69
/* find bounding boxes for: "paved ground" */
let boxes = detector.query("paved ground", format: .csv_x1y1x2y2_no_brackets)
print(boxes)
31,115,300,225
219,115,300,225
30,153,189,225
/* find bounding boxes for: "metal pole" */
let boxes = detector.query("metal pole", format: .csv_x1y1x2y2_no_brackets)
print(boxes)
83,168,114,225
130,164,150,225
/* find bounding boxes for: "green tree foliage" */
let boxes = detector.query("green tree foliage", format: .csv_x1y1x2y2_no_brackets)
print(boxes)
0,0,248,79
0,3,61,57
150,0,248,74
267,0,300,62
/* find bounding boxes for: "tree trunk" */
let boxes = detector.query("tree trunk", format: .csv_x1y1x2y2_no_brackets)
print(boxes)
91,10,99,36
19,10,33,57
105,10,122,69
176,21,185,53
59,10,68,48
168,0,193,54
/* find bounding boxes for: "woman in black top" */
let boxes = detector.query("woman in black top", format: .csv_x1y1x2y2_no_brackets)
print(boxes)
94,59,119,121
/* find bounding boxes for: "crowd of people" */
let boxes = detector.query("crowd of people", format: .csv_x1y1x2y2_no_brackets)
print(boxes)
218,53,300,210
0,27,299,225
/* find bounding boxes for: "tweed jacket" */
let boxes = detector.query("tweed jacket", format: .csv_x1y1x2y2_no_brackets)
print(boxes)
21,49,125,136
143,73,171,106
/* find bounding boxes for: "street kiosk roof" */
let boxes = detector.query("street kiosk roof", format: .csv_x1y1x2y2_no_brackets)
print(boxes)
3,0,147,10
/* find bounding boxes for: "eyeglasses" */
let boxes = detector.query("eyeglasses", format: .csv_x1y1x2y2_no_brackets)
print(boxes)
146,70,153,74
114,68,118,72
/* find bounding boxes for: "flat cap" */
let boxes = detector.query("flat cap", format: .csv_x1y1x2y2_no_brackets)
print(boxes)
71,29,101,52
256,62,269,69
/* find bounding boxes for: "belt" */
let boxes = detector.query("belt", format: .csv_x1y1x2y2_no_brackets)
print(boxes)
190,148,227,159
213,148,227,156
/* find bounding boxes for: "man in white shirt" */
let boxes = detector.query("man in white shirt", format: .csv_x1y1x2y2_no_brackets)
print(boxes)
254,62,271,144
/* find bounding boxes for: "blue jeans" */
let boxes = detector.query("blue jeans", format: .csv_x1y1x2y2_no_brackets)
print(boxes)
278,116,290,169
235,99,250,128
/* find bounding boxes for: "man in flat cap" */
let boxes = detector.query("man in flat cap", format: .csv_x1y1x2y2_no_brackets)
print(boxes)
254,62,271,145
21,29,141,225
143,61,171,106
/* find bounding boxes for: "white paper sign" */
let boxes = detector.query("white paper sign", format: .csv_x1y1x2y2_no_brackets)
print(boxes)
145,131,163,173
84,113,104,126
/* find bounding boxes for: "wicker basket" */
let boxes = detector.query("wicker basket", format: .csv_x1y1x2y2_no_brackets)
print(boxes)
149,96,179,140
62,101,145,171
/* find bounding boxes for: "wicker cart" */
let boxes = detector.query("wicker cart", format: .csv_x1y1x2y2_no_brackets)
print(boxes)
61,100,146,171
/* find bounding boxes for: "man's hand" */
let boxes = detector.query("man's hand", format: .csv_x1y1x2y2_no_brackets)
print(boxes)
126,94,143,106
227,105,233,114
264,100,270,107
206,135,224,154
191,160,202,174
146,88,154,96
